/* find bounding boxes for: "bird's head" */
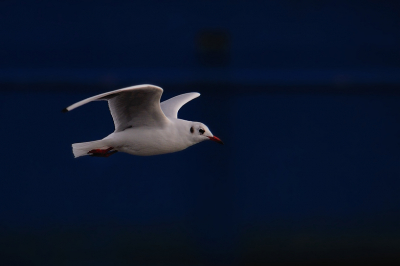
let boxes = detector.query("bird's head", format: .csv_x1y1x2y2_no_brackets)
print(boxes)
188,122,224,145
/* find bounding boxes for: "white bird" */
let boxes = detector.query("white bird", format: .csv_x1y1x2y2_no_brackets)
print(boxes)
63,84,223,158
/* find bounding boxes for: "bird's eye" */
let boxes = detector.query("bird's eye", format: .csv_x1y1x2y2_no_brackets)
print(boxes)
199,128,205,135
190,127,194,133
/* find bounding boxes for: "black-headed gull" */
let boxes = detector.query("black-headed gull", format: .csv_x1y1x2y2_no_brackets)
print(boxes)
63,84,223,158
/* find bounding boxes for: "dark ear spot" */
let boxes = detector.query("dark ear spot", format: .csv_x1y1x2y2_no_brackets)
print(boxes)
190,127,194,133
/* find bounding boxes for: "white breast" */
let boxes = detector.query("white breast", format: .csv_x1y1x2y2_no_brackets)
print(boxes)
105,120,194,156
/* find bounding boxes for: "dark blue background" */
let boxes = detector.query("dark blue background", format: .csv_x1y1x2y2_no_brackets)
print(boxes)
1,1,400,265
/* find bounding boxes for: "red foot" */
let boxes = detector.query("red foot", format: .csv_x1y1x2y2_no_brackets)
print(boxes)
88,147,118,157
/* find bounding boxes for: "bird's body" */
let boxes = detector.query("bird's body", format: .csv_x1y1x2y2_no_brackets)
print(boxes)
63,84,222,158
103,119,195,156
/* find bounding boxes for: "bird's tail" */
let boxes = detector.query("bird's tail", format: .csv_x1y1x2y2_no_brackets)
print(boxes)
72,139,110,158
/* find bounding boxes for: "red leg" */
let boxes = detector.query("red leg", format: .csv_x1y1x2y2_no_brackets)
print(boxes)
88,147,118,157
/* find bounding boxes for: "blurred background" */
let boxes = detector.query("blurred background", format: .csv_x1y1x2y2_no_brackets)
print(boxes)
1,0,400,265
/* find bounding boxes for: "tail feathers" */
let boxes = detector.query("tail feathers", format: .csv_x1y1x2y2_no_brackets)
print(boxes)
72,140,110,158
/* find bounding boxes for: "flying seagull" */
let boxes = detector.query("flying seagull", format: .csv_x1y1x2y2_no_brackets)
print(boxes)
63,84,223,158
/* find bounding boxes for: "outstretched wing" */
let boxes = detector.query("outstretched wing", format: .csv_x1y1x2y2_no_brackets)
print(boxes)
160,92,200,119
63,84,170,132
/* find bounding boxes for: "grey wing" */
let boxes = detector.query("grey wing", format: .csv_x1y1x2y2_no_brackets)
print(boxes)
160,92,200,119
63,84,170,132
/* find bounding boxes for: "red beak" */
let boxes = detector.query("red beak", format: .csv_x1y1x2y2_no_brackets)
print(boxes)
208,136,224,145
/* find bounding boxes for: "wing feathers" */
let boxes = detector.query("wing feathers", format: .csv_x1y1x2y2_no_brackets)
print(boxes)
63,84,169,131
63,84,162,112
63,85,200,131
160,92,200,119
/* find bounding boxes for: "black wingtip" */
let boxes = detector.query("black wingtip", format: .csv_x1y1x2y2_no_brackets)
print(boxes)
62,108,68,113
